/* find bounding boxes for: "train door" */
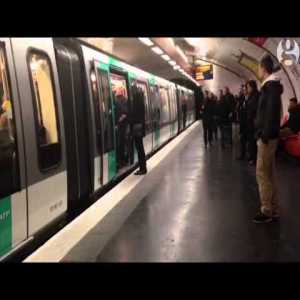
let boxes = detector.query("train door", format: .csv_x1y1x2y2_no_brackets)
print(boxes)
169,86,178,137
159,86,171,145
135,80,153,155
176,87,183,133
109,70,133,174
91,60,116,186
0,39,27,259
11,38,67,236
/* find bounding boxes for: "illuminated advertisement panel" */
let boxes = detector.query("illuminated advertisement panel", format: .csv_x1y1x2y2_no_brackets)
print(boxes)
195,64,213,81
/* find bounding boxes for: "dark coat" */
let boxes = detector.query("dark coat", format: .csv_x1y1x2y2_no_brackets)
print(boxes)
256,78,283,141
246,91,259,133
282,104,300,134
201,98,215,124
131,87,146,137
217,94,234,124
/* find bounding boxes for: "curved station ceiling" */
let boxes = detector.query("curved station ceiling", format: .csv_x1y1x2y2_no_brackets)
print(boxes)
79,37,300,113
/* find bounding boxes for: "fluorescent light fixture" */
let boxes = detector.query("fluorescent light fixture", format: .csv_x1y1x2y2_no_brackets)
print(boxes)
151,46,164,55
161,54,170,61
168,60,176,66
138,38,154,47
173,65,180,70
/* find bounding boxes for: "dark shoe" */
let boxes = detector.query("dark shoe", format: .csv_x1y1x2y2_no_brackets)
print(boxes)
134,169,147,175
252,212,272,223
272,214,280,222
248,160,256,166
236,156,245,161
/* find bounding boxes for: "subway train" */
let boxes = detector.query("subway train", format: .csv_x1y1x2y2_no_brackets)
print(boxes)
0,38,196,260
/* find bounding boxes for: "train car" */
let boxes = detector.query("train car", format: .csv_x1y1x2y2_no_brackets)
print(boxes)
0,38,196,261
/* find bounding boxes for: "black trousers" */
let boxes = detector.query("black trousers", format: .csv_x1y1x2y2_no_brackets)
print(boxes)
134,136,147,172
202,120,213,146
117,124,127,167
247,131,257,161
212,118,218,140
239,131,248,158
220,122,233,147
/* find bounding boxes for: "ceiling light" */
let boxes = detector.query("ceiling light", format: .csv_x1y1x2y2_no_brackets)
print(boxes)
151,46,164,55
138,38,154,47
173,65,180,70
169,60,176,66
161,54,170,61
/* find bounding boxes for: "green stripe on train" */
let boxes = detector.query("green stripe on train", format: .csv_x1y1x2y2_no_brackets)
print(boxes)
0,196,12,257
108,150,117,180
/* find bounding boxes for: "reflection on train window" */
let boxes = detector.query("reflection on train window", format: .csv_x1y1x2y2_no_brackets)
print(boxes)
159,86,170,125
110,73,130,170
168,87,177,122
150,85,160,128
29,51,61,171
0,46,19,198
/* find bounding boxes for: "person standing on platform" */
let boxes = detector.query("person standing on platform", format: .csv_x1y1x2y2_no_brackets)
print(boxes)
211,92,218,141
224,86,235,146
237,85,249,160
131,85,147,175
200,91,215,148
246,80,260,165
280,97,300,138
253,55,283,223
182,96,188,129
115,89,129,169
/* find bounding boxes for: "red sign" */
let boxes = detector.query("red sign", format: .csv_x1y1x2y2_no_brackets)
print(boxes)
247,38,268,47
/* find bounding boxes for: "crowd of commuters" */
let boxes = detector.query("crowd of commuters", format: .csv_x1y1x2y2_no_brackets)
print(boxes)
200,54,300,224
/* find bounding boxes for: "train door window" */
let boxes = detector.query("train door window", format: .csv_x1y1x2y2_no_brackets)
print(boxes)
91,67,114,154
150,85,160,128
159,86,170,125
0,45,20,198
110,72,130,169
28,51,61,171
136,81,150,132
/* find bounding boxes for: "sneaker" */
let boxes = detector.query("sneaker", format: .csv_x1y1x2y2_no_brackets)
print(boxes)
252,212,272,223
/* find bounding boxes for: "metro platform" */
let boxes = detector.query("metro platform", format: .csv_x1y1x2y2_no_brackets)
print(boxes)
25,121,300,262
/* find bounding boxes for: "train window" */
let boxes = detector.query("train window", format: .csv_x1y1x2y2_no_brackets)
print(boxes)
159,86,170,125
28,51,61,171
0,46,20,198
149,85,160,128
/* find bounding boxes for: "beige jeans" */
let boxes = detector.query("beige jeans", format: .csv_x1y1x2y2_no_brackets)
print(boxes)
256,139,280,217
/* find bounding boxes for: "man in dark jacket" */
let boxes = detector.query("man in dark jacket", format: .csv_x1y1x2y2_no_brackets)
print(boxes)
131,86,147,175
200,91,215,147
237,81,259,163
245,80,260,165
280,97,300,137
237,85,248,160
224,86,235,145
182,97,188,129
218,87,234,149
115,91,129,168
253,55,283,224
